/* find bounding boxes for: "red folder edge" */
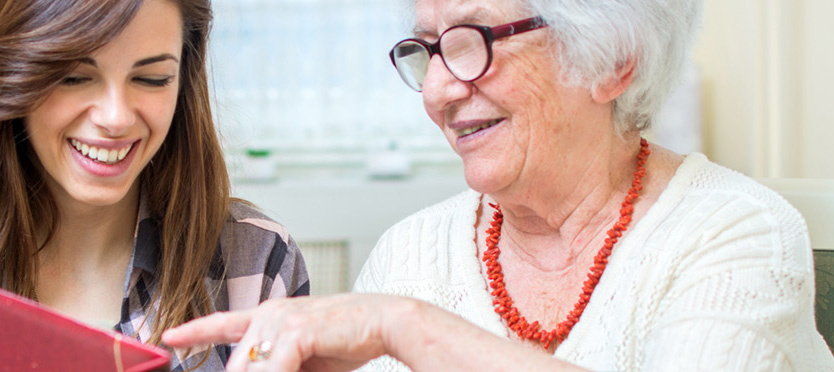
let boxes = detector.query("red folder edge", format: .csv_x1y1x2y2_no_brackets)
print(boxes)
0,288,170,372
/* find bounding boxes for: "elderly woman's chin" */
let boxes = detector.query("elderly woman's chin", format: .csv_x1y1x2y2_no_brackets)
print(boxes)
459,157,519,195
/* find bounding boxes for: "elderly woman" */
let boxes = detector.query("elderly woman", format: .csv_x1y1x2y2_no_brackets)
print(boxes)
163,0,834,370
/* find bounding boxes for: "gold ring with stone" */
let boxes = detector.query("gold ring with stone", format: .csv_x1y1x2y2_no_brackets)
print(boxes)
248,341,273,362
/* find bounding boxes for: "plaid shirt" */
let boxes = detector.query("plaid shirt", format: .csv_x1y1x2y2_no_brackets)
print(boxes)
115,199,310,371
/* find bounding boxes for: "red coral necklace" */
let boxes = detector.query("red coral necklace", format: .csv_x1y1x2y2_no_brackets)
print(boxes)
483,138,650,350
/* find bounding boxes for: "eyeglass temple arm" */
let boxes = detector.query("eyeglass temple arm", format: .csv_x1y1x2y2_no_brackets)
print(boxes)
492,16,547,39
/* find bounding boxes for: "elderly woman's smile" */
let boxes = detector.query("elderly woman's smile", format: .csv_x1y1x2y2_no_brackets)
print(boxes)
451,118,504,138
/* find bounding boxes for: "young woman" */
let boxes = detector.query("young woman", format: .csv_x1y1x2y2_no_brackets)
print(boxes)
0,0,309,370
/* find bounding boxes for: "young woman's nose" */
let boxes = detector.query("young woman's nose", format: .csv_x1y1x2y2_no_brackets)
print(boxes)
89,85,136,136
421,54,473,112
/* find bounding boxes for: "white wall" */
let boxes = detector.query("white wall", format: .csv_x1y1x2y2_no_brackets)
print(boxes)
800,0,834,178
693,0,834,178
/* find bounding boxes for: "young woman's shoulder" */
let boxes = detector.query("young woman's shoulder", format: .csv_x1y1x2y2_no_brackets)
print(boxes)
218,200,309,306
226,200,293,245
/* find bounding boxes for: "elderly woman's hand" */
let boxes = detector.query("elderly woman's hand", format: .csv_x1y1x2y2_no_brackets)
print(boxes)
163,292,590,372
162,293,400,372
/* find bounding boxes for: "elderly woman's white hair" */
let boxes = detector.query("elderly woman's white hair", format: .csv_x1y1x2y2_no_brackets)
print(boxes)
403,0,703,134
524,0,703,133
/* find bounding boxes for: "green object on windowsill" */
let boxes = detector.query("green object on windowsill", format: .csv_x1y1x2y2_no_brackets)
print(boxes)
246,149,271,158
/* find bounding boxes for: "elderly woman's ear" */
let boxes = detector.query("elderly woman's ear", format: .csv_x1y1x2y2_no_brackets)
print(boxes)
590,59,636,104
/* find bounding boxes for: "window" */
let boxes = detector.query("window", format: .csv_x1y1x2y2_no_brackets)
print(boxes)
210,0,455,175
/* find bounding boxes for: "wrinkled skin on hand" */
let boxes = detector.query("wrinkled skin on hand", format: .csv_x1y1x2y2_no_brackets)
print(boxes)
163,293,403,372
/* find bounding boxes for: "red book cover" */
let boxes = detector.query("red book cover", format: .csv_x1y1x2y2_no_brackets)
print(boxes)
0,288,170,372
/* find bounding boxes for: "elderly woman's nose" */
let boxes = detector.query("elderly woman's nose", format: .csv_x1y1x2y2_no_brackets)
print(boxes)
89,85,136,136
421,54,472,110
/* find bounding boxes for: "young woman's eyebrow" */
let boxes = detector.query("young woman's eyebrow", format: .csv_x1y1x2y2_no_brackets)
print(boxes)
78,57,96,66
133,53,179,68
74,54,178,68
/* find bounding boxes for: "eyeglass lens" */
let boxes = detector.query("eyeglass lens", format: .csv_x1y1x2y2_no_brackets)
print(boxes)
439,27,489,82
393,41,431,91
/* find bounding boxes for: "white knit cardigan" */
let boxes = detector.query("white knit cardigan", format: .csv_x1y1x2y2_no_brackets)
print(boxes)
354,153,834,371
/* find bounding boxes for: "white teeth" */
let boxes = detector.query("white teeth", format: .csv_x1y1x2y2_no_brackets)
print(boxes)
70,139,133,165
71,139,84,154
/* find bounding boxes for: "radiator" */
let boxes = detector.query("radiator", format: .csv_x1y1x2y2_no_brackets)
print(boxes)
297,240,350,295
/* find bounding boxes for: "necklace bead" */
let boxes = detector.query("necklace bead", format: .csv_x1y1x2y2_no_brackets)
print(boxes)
483,138,650,349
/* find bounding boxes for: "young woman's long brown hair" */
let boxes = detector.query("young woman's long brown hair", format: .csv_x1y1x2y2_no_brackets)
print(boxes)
0,0,228,345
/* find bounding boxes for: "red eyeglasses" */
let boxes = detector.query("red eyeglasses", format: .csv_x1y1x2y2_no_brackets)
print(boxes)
389,17,548,92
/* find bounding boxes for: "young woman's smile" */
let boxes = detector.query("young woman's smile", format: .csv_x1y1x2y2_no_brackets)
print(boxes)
67,138,139,177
